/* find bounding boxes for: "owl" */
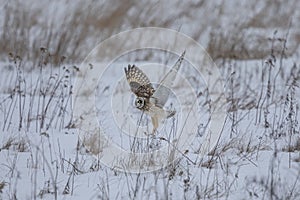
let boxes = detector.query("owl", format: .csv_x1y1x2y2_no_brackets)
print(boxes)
124,51,185,134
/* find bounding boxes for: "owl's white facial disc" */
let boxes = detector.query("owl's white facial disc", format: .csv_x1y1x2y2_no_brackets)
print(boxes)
135,97,145,109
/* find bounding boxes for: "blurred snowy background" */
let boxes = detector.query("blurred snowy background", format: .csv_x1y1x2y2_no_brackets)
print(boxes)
1,0,299,63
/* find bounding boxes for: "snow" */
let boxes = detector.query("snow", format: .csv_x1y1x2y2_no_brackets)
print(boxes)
0,0,300,199
0,53,299,199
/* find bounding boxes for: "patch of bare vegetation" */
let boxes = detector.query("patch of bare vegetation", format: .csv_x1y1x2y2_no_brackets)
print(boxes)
1,1,299,64
0,50,75,133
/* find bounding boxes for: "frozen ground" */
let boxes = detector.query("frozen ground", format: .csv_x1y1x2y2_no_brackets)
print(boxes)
0,50,299,199
0,1,300,200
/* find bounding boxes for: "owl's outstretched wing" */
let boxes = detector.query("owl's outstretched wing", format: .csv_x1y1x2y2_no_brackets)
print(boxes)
124,64,155,98
151,50,185,107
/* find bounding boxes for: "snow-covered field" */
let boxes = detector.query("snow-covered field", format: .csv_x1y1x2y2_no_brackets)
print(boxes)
0,1,300,200
0,49,299,200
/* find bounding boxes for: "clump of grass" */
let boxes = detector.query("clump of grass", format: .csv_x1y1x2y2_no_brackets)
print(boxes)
0,1,135,65
0,50,75,133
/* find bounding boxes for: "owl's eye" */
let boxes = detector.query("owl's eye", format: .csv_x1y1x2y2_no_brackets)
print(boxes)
135,97,145,109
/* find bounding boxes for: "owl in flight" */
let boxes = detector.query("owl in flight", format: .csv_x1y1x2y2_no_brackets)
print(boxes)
124,51,185,134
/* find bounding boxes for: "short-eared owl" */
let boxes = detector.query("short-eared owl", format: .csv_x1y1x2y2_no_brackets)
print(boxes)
124,51,185,134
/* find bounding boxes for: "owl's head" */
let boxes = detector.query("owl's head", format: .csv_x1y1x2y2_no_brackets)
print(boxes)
135,97,145,109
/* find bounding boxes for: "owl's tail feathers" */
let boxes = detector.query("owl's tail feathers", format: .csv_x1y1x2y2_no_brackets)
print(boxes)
151,116,158,134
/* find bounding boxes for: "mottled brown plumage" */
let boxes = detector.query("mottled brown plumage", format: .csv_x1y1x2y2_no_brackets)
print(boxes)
124,65,155,99
124,51,185,134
